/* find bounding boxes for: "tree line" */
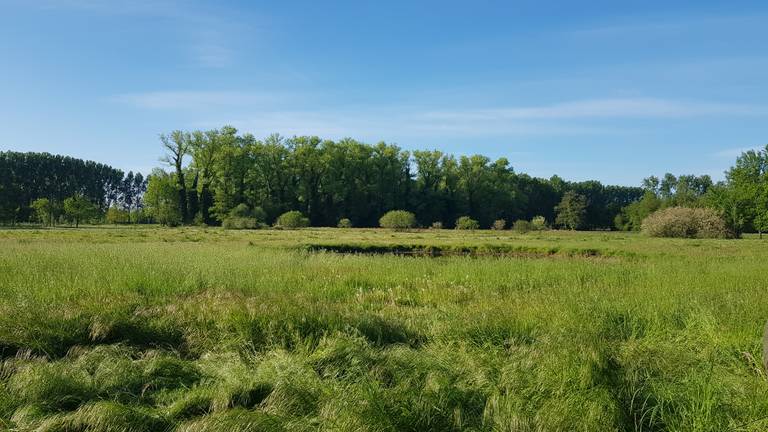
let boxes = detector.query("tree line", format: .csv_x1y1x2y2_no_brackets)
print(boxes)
2,132,766,233
0,151,145,225
142,127,644,229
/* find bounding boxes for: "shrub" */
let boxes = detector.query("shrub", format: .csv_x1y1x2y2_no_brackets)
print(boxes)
222,204,265,230
379,210,417,230
430,222,443,230
192,212,206,226
275,211,310,229
337,218,353,228
223,217,258,230
228,204,250,218
455,216,479,230
106,207,130,224
513,219,532,233
491,219,506,230
641,207,733,239
531,216,547,230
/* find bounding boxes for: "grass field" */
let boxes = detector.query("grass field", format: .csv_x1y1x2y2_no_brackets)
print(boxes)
0,227,767,431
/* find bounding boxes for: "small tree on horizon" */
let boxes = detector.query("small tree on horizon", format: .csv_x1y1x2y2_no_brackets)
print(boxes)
144,169,182,226
555,192,587,230
63,194,97,228
31,198,55,227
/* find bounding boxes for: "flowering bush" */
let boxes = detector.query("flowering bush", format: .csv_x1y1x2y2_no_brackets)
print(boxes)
641,207,732,238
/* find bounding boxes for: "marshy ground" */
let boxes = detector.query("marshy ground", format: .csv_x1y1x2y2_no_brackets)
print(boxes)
0,227,767,431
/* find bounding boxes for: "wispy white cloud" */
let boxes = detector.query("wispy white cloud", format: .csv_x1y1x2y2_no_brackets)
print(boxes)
113,91,292,110
28,0,189,17
27,0,251,69
198,110,621,140
117,93,768,139
570,13,768,39
190,39,234,68
423,98,768,121
711,146,766,159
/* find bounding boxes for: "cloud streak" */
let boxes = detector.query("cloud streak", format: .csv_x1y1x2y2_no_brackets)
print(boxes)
113,91,294,110
711,145,766,159
116,93,768,138
571,14,768,38
209,111,614,140
28,0,250,69
192,41,234,68
422,98,768,121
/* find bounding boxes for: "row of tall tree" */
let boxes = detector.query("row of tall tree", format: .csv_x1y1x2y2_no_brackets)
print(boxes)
0,151,145,225
144,127,644,228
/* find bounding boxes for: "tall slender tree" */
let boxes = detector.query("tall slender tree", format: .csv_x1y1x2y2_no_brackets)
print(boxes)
160,131,191,223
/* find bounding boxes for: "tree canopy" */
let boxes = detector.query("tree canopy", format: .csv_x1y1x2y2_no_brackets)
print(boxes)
3,134,765,234
141,127,644,229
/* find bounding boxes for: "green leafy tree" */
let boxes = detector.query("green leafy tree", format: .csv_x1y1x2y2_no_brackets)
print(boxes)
190,129,223,224
144,169,182,226
31,198,55,226
754,182,768,238
63,194,97,227
723,145,768,236
160,130,191,224
615,191,661,231
106,207,130,224
212,127,253,222
555,192,587,230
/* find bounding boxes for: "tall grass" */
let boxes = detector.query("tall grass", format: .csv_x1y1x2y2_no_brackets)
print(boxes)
0,227,766,430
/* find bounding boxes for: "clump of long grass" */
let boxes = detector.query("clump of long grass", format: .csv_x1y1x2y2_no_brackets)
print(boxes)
176,409,284,432
2,227,768,430
8,359,95,411
35,401,171,432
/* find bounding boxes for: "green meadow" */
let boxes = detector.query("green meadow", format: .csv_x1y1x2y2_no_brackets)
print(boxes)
1,227,767,431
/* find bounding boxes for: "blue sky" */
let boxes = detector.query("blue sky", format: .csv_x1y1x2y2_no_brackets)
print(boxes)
1,0,767,185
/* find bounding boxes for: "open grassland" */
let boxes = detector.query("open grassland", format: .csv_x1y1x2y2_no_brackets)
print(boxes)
0,227,767,431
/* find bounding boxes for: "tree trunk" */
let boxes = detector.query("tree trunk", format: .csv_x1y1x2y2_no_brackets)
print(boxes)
200,183,210,224
177,168,187,224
